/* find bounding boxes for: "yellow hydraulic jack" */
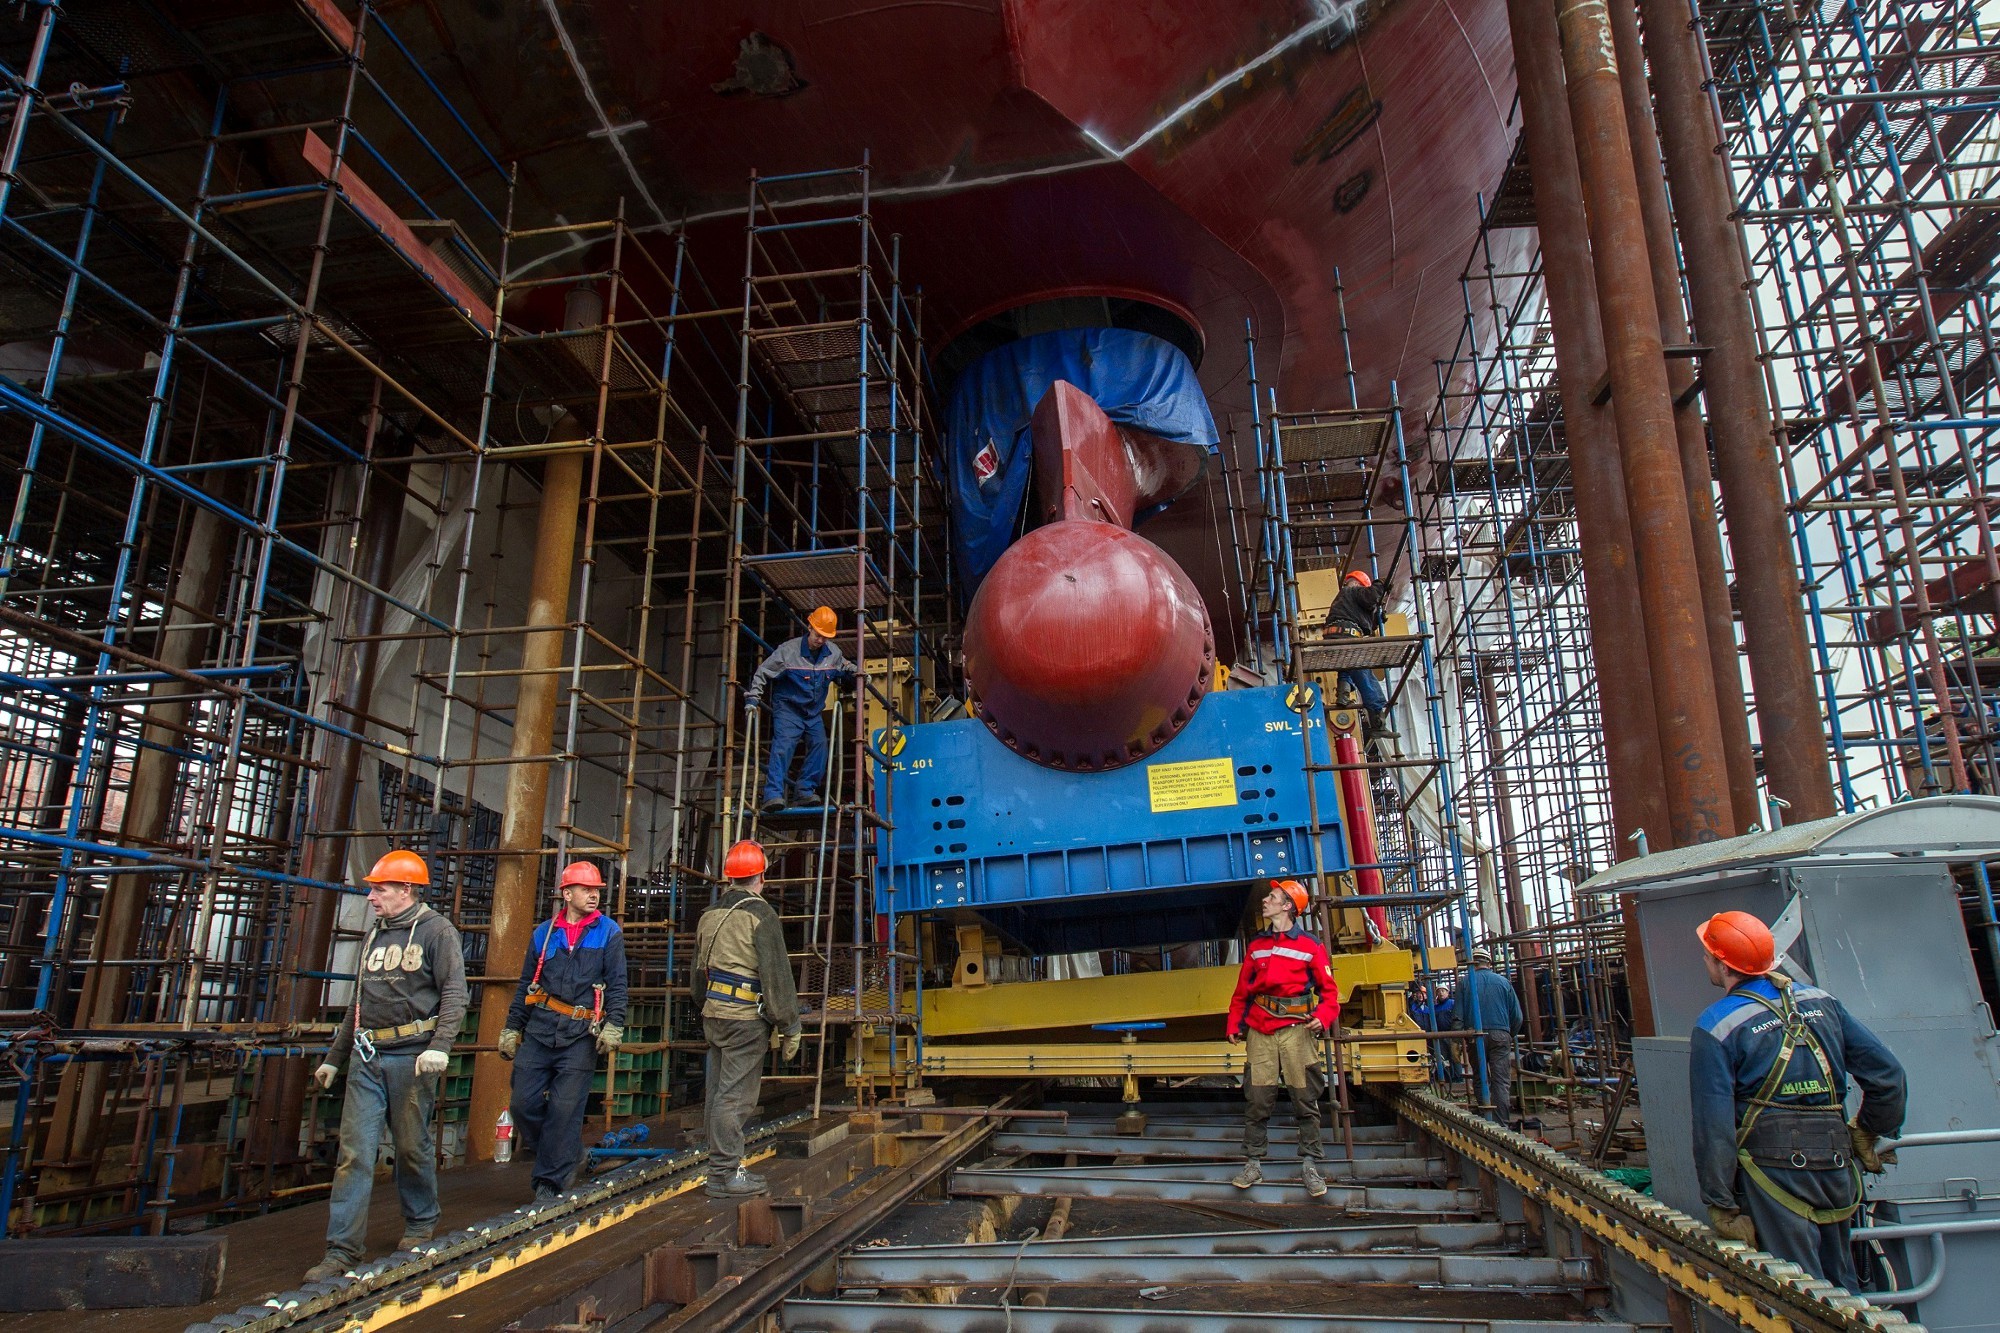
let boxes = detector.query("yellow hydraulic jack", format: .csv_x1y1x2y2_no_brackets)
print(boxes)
1094,1023,1164,1134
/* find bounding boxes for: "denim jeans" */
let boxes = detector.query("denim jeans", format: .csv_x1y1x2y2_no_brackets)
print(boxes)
324,1051,440,1261
762,702,828,805
1339,667,1386,714
510,1034,596,1191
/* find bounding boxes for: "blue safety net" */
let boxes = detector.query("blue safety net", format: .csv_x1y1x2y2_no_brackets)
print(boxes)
945,327,1218,595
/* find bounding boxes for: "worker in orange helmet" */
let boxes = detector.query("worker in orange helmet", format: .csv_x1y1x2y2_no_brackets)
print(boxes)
306,850,466,1282
1322,569,1397,742
692,839,801,1198
1225,878,1340,1197
1690,909,1905,1288
744,605,857,813
496,859,628,1204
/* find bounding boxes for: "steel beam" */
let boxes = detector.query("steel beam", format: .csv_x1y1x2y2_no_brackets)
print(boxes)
468,444,586,1156
784,1301,1633,1333
839,1249,1591,1289
1502,0,1673,850
1636,0,1836,821
980,1146,1445,1180
848,1221,1519,1257
951,1167,1476,1211
1555,0,1736,847
992,1130,1410,1159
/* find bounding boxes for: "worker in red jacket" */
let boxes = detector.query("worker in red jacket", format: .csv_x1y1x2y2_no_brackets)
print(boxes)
1226,877,1341,1196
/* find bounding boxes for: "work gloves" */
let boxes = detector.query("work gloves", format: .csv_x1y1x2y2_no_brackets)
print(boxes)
1850,1121,1898,1173
595,1024,623,1055
771,1028,804,1060
1707,1206,1757,1246
314,1063,339,1090
745,693,762,710
497,1028,522,1061
415,1049,449,1077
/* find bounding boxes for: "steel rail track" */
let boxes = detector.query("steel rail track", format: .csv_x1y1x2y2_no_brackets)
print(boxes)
182,1110,814,1333
1387,1088,1923,1333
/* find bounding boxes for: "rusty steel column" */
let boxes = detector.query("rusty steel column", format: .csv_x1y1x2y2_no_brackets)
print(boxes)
1505,0,1673,851
246,461,407,1169
1639,0,1837,822
1606,0,1760,832
1556,0,1736,847
47,498,234,1163
467,446,585,1160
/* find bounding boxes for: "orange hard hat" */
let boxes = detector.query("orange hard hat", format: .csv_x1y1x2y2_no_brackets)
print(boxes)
808,606,838,638
558,861,604,890
365,849,430,887
1269,878,1310,916
724,839,768,880
1344,569,1372,588
1697,910,1775,976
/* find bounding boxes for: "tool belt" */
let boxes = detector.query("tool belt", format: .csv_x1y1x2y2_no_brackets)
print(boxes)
1323,624,1366,639
1253,993,1314,1021
360,1015,438,1044
525,982,604,1025
1741,1104,1851,1171
705,967,762,1007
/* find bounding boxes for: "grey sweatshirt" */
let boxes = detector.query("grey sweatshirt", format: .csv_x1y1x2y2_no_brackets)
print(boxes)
326,902,467,1067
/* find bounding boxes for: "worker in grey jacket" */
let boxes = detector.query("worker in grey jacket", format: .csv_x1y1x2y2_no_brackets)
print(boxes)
305,850,467,1281
693,839,801,1198
745,605,857,813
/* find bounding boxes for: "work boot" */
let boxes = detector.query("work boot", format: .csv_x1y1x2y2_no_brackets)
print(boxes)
794,791,822,807
397,1226,434,1251
1364,709,1397,740
1231,1159,1263,1190
303,1252,356,1283
533,1183,561,1205
706,1166,769,1199
1301,1159,1328,1198
760,797,784,814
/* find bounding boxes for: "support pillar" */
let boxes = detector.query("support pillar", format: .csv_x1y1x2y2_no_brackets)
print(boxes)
1639,0,1837,821
247,459,406,1169
1504,0,1673,852
46,498,234,1163
1556,0,1737,847
467,446,585,1160
1605,0,1761,831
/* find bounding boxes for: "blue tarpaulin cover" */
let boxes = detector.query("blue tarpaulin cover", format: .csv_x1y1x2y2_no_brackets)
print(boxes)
945,327,1218,594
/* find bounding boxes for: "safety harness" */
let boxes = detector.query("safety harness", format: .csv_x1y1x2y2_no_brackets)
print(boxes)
695,899,765,1013
524,913,606,1034
1732,979,1861,1224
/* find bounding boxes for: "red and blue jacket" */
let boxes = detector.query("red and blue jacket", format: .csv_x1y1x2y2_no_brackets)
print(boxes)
505,913,629,1049
1227,923,1340,1037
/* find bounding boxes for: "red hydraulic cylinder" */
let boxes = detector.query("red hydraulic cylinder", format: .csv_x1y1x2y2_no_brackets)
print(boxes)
1332,722,1389,941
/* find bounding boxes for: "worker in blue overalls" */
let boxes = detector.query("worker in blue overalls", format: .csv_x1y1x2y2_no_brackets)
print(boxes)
745,605,856,813
497,860,629,1203
1690,910,1906,1289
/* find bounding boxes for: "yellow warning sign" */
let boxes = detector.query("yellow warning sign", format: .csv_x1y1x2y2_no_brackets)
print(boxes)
1146,757,1239,813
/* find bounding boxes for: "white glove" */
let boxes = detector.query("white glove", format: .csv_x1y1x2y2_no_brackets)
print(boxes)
414,1049,449,1076
314,1063,339,1090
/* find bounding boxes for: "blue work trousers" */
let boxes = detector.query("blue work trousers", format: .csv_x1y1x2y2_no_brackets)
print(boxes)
510,1033,597,1192
1739,1167,1861,1289
762,702,827,805
325,1052,439,1262
1339,668,1386,714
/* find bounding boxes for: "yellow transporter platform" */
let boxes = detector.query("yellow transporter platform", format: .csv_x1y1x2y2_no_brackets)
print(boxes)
853,944,1453,1092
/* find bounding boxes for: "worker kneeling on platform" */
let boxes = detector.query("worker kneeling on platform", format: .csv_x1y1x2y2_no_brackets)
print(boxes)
695,839,803,1198
1227,878,1341,1197
306,851,467,1282
1690,909,1906,1289
746,605,857,813
496,859,629,1204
